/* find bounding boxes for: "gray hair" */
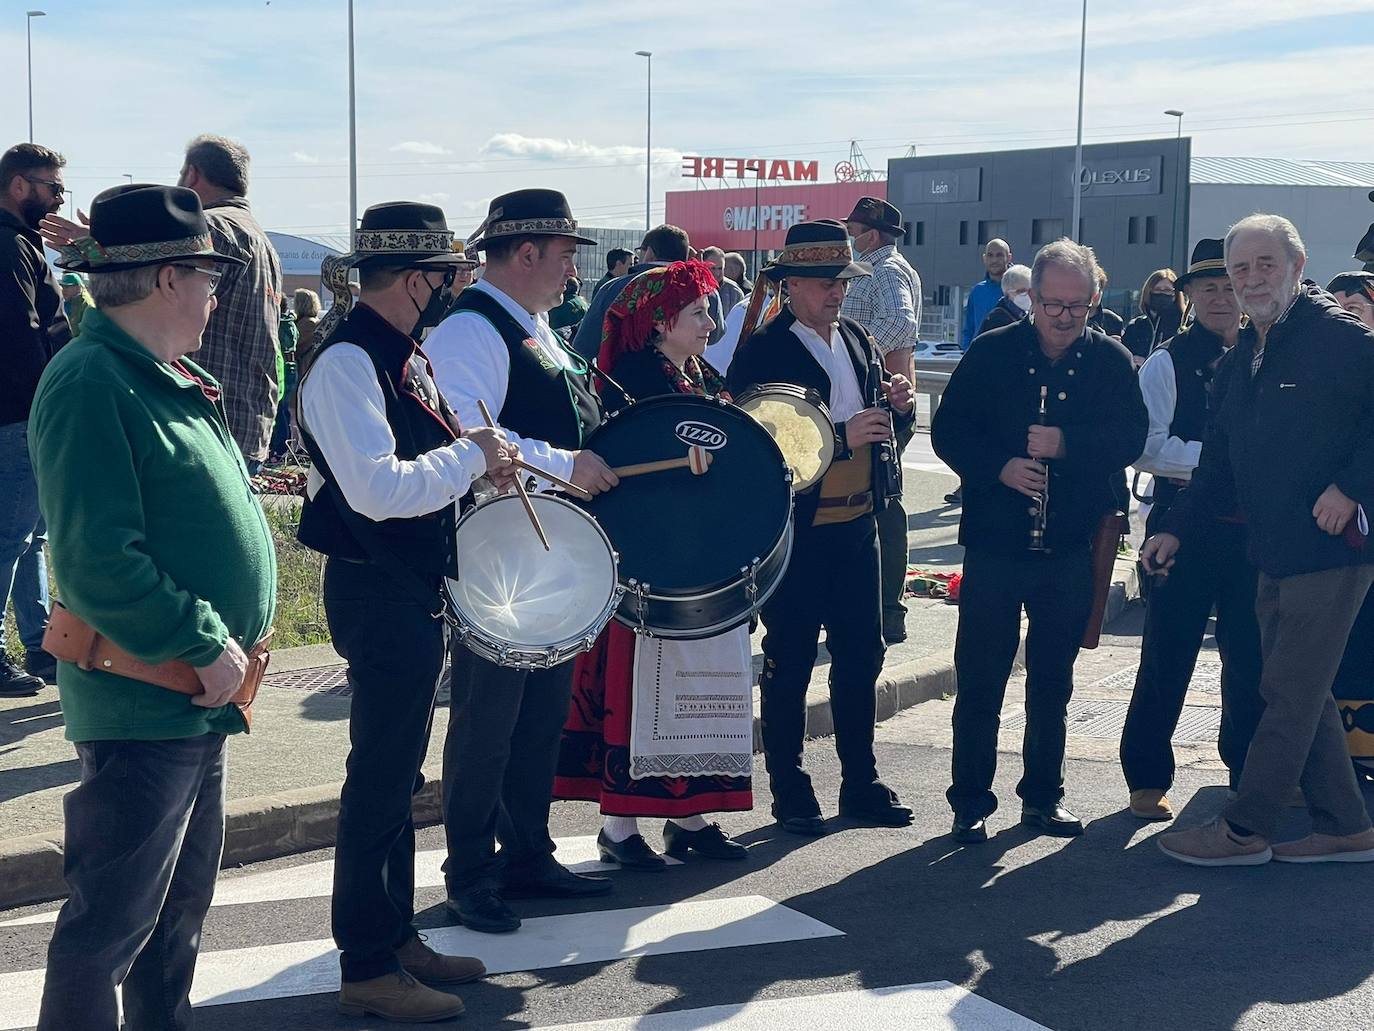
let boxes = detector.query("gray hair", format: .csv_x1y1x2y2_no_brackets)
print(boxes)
184,134,250,195
1001,263,1032,294
701,246,725,262
1224,213,1306,265
87,265,164,308
1031,238,1102,297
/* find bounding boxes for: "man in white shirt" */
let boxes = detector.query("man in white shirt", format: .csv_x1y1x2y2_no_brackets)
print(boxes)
1119,238,1263,822
295,202,513,1022
423,189,617,935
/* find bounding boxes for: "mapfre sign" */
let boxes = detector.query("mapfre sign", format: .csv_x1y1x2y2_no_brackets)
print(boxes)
682,156,820,182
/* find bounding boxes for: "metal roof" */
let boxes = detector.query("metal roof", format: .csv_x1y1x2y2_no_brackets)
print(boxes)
1191,156,1374,188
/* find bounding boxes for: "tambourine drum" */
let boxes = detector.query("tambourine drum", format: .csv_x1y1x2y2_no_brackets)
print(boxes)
579,394,793,638
735,383,835,493
447,493,621,669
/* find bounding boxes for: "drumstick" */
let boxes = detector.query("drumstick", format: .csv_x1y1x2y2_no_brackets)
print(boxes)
509,456,591,498
612,447,713,478
475,399,550,552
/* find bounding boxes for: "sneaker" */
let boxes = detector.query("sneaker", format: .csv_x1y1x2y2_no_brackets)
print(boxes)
1129,789,1173,821
25,649,57,684
396,932,485,985
0,653,43,697
1157,817,1271,867
1272,829,1374,864
337,970,464,1022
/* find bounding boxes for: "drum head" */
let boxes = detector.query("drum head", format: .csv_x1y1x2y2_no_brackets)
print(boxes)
580,395,792,597
736,385,834,492
448,494,618,650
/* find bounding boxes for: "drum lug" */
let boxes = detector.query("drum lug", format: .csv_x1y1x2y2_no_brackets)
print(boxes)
744,558,760,607
629,579,649,635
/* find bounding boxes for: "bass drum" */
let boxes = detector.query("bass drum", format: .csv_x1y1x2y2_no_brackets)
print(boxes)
580,394,793,639
734,383,835,493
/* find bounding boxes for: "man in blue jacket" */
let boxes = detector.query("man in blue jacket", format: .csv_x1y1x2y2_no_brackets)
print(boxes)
960,238,1011,350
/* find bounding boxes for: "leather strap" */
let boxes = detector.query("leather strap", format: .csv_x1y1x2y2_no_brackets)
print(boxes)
816,490,873,508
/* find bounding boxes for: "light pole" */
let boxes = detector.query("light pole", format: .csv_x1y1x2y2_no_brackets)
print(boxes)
1070,0,1087,243
122,173,133,185
348,0,358,249
1165,109,1184,269
635,50,652,233
26,11,46,142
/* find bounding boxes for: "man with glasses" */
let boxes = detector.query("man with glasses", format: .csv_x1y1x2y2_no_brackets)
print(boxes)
933,239,1147,843
0,143,70,696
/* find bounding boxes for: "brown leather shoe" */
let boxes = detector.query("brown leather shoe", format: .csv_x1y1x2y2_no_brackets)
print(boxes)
1129,789,1173,821
337,970,464,1022
397,933,486,985
1273,828,1374,864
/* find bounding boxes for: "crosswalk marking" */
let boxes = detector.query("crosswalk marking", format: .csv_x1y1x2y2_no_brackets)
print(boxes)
0,895,840,1028
0,834,680,928
535,982,1051,1030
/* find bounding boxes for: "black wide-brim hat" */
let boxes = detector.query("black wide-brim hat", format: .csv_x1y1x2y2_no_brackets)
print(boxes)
56,183,247,274
845,196,904,238
467,188,596,250
1175,237,1227,289
349,201,477,270
765,219,872,280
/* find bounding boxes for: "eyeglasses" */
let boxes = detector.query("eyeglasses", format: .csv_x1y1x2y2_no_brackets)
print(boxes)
23,175,65,197
1038,301,1092,318
172,264,223,293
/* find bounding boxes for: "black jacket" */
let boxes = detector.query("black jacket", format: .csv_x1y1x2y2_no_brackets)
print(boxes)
1,209,69,425
977,296,1025,337
1124,308,1181,359
932,318,1147,557
572,261,724,361
1089,306,1125,339
1164,283,1374,578
726,308,913,528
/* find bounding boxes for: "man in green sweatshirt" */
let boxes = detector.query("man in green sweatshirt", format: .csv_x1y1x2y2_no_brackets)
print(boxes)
28,183,275,1031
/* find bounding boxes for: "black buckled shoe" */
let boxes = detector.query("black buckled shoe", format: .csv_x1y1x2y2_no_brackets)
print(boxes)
447,888,520,934
663,821,748,861
1020,802,1085,838
951,814,988,844
838,782,914,827
503,860,613,899
596,829,667,871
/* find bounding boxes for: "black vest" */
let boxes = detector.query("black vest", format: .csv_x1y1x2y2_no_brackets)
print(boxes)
1161,321,1227,444
297,304,460,579
448,287,601,448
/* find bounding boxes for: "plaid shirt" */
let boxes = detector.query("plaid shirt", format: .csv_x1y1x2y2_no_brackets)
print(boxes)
199,197,282,463
840,244,922,355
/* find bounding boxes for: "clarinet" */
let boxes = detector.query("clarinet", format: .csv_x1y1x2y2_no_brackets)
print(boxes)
1029,385,1050,552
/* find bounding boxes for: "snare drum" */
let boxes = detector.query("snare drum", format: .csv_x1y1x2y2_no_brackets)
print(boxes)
580,394,793,639
735,383,835,493
447,493,621,669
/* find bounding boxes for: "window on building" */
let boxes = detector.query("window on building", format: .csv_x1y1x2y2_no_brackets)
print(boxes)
1032,218,1065,245
959,220,969,246
1145,216,1158,245
1127,216,1141,245
935,285,953,307
912,221,925,246
977,220,1007,246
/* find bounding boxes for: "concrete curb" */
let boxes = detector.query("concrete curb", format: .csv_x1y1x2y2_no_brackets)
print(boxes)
0,650,957,911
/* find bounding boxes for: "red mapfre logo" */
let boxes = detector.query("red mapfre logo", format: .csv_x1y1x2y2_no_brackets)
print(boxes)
682,156,820,182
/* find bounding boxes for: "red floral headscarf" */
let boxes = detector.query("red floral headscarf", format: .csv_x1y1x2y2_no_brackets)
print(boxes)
598,259,718,372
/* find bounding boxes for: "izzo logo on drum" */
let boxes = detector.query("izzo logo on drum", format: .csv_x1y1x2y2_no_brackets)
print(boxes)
675,420,728,450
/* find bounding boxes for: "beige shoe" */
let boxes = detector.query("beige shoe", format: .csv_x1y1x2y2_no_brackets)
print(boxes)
397,932,486,985
1129,789,1173,821
1273,828,1374,864
1157,817,1271,867
337,970,464,1022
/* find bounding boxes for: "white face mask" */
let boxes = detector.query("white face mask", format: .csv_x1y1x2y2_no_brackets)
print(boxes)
1012,292,1033,313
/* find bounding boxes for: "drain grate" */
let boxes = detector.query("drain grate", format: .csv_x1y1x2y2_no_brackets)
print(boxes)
1090,659,1224,695
1002,698,1222,743
264,663,453,701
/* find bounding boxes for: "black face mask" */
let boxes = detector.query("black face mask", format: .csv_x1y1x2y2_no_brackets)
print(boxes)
411,268,455,342
1148,293,1176,317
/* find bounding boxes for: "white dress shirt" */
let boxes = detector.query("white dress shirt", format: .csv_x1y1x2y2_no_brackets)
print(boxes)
424,279,578,485
790,319,866,424
704,297,750,374
298,342,487,521
1134,347,1203,480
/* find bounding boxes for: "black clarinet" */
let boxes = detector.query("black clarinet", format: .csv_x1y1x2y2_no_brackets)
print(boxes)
1029,385,1050,552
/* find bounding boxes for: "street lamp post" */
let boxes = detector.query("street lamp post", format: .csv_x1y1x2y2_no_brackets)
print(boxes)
348,0,358,249
1070,0,1087,243
26,11,46,143
635,51,652,233
1165,109,1184,270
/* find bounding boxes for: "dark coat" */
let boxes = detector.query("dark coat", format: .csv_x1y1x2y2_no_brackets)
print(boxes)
1124,308,1182,359
0,209,70,425
726,308,913,527
1165,283,1374,578
931,318,1148,557
977,296,1025,337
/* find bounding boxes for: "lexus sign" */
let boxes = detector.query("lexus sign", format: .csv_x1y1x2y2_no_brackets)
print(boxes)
1066,156,1163,197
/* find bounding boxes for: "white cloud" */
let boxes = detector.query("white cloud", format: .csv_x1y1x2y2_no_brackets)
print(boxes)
291,151,320,164
418,191,450,204
480,133,680,169
390,141,451,156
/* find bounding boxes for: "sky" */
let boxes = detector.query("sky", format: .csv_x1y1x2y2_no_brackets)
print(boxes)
5,0,1374,239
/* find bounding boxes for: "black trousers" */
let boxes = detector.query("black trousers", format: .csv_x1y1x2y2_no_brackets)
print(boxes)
948,546,1092,819
1120,520,1264,792
876,424,916,628
758,512,885,816
442,644,575,895
325,558,446,983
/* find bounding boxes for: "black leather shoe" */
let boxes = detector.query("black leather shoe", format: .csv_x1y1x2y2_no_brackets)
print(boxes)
597,829,666,870
1020,803,1084,838
447,888,520,933
951,814,988,844
839,781,914,827
663,821,748,861
24,649,56,684
0,654,43,698
882,617,908,645
503,861,613,899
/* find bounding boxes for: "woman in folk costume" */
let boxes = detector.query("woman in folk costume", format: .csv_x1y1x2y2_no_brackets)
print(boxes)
553,261,753,868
